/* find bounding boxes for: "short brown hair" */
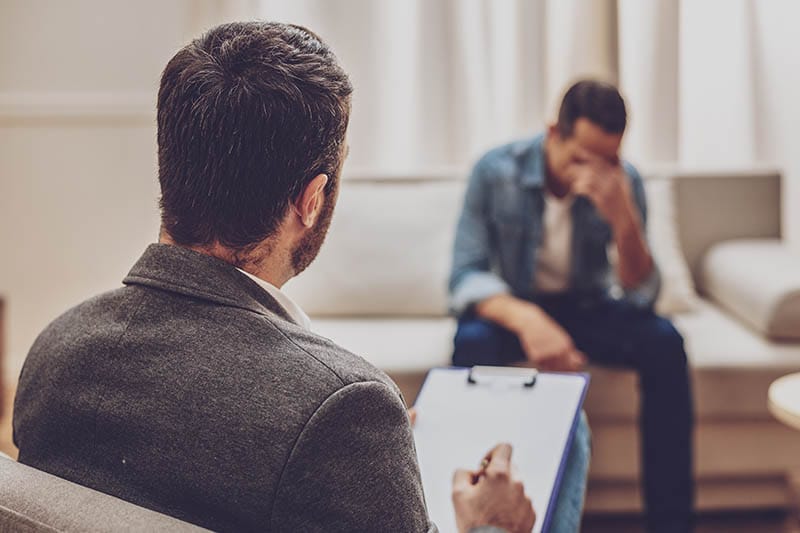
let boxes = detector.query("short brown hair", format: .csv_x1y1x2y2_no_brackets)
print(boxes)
157,22,353,250
557,80,626,137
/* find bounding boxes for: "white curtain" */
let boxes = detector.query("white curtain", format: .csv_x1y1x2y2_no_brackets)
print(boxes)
192,0,617,174
618,0,758,167
618,0,800,245
617,0,680,164
196,0,799,241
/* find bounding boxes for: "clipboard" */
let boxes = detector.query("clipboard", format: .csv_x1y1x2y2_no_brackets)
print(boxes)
412,366,589,533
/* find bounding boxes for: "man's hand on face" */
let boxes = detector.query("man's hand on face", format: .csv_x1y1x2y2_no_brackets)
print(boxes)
452,443,536,533
508,301,586,372
568,150,634,231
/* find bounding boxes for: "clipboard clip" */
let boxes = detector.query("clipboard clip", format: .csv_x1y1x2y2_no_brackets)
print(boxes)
467,366,538,388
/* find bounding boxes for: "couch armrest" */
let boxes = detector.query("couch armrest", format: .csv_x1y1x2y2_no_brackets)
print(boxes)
0,456,209,532
702,239,800,340
671,171,781,287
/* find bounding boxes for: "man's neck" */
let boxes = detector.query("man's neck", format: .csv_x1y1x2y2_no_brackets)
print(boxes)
158,232,293,288
542,138,571,199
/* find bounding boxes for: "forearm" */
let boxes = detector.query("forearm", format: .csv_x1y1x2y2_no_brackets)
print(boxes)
475,294,542,333
612,202,654,289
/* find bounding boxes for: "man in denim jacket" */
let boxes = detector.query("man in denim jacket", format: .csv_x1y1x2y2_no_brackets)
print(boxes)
449,81,693,533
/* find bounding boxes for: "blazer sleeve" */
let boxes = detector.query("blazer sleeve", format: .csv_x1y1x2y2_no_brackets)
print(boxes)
270,380,436,533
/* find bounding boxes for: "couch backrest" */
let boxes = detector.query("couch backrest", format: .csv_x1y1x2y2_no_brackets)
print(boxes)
284,177,463,317
285,170,781,316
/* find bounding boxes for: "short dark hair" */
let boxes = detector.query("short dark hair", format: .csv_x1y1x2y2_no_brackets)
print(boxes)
556,80,626,138
157,21,353,250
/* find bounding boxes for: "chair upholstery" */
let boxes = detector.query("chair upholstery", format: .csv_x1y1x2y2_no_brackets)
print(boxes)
0,455,208,532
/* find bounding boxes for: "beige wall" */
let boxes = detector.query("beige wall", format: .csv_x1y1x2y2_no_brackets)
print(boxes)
0,1,210,378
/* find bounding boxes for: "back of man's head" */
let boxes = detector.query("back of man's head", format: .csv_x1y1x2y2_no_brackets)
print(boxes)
556,80,626,137
157,22,353,253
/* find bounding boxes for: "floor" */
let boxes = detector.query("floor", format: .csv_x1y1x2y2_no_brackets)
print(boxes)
0,380,791,532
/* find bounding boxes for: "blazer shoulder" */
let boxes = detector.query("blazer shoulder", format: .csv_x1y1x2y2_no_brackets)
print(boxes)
25,285,142,359
262,319,402,399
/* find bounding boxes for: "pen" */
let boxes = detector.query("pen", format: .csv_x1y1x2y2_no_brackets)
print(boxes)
473,457,491,484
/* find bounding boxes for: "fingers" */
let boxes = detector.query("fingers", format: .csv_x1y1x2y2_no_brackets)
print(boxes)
571,146,598,166
518,324,582,371
527,340,574,368
522,336,572,365
578,148,617,172
525,498,537,530
485,443,513,477
452,468,475,492
535,356,562,372
572,174,603,203
532,348,586,372
571,176,593,197
408,407,417,427
570,350,588,369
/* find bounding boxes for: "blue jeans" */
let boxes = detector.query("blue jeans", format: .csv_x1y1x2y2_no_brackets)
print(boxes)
551,411,591,533
453,294,694,533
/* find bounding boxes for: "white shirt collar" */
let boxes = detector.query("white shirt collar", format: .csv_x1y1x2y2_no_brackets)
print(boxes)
236,268,312,330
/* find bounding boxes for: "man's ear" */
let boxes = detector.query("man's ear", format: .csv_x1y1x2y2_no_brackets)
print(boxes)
547,123,561,140
293,174,329,228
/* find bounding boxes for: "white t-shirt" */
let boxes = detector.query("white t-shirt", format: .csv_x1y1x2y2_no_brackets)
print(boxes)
534,192,574,293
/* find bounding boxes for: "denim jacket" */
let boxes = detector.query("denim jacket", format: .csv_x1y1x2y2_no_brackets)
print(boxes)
448,133,661,316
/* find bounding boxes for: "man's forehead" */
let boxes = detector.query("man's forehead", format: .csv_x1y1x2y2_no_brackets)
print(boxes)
573,118,622,161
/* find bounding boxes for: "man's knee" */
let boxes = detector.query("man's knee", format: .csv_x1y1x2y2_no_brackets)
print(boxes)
638,317,689,376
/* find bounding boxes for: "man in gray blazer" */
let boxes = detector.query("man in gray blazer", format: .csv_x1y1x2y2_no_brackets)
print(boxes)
13,21,567,533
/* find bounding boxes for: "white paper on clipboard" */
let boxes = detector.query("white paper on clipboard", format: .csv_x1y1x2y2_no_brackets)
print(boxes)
413,367,589,533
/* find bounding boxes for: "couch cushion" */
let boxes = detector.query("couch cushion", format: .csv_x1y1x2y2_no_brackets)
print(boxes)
284,179,464,316
676,299,800,371
313,300,800,420
312,317,455,374
587,299,800,421
701,239,800,340
643,179,700,315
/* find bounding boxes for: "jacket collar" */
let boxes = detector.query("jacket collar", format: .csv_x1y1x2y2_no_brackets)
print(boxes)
515,133,547,189
123,243,297,324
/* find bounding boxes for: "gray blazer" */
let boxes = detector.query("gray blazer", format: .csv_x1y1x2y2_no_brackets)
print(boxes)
13,244,435,532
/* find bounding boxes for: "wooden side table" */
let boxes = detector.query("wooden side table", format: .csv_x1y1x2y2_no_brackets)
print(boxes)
769,373,800,533
770,374,800,430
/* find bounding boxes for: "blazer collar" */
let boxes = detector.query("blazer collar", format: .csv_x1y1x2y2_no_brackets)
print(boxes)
123,243,297,324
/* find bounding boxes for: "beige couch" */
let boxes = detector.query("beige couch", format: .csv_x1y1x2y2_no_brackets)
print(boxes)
285,169,800,515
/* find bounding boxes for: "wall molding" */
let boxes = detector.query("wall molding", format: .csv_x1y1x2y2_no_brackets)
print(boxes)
0,92,782,182
341,165,782,183
0,92,155,124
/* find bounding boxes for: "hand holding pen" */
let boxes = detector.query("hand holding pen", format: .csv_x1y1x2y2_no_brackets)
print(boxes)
452,443,536,533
